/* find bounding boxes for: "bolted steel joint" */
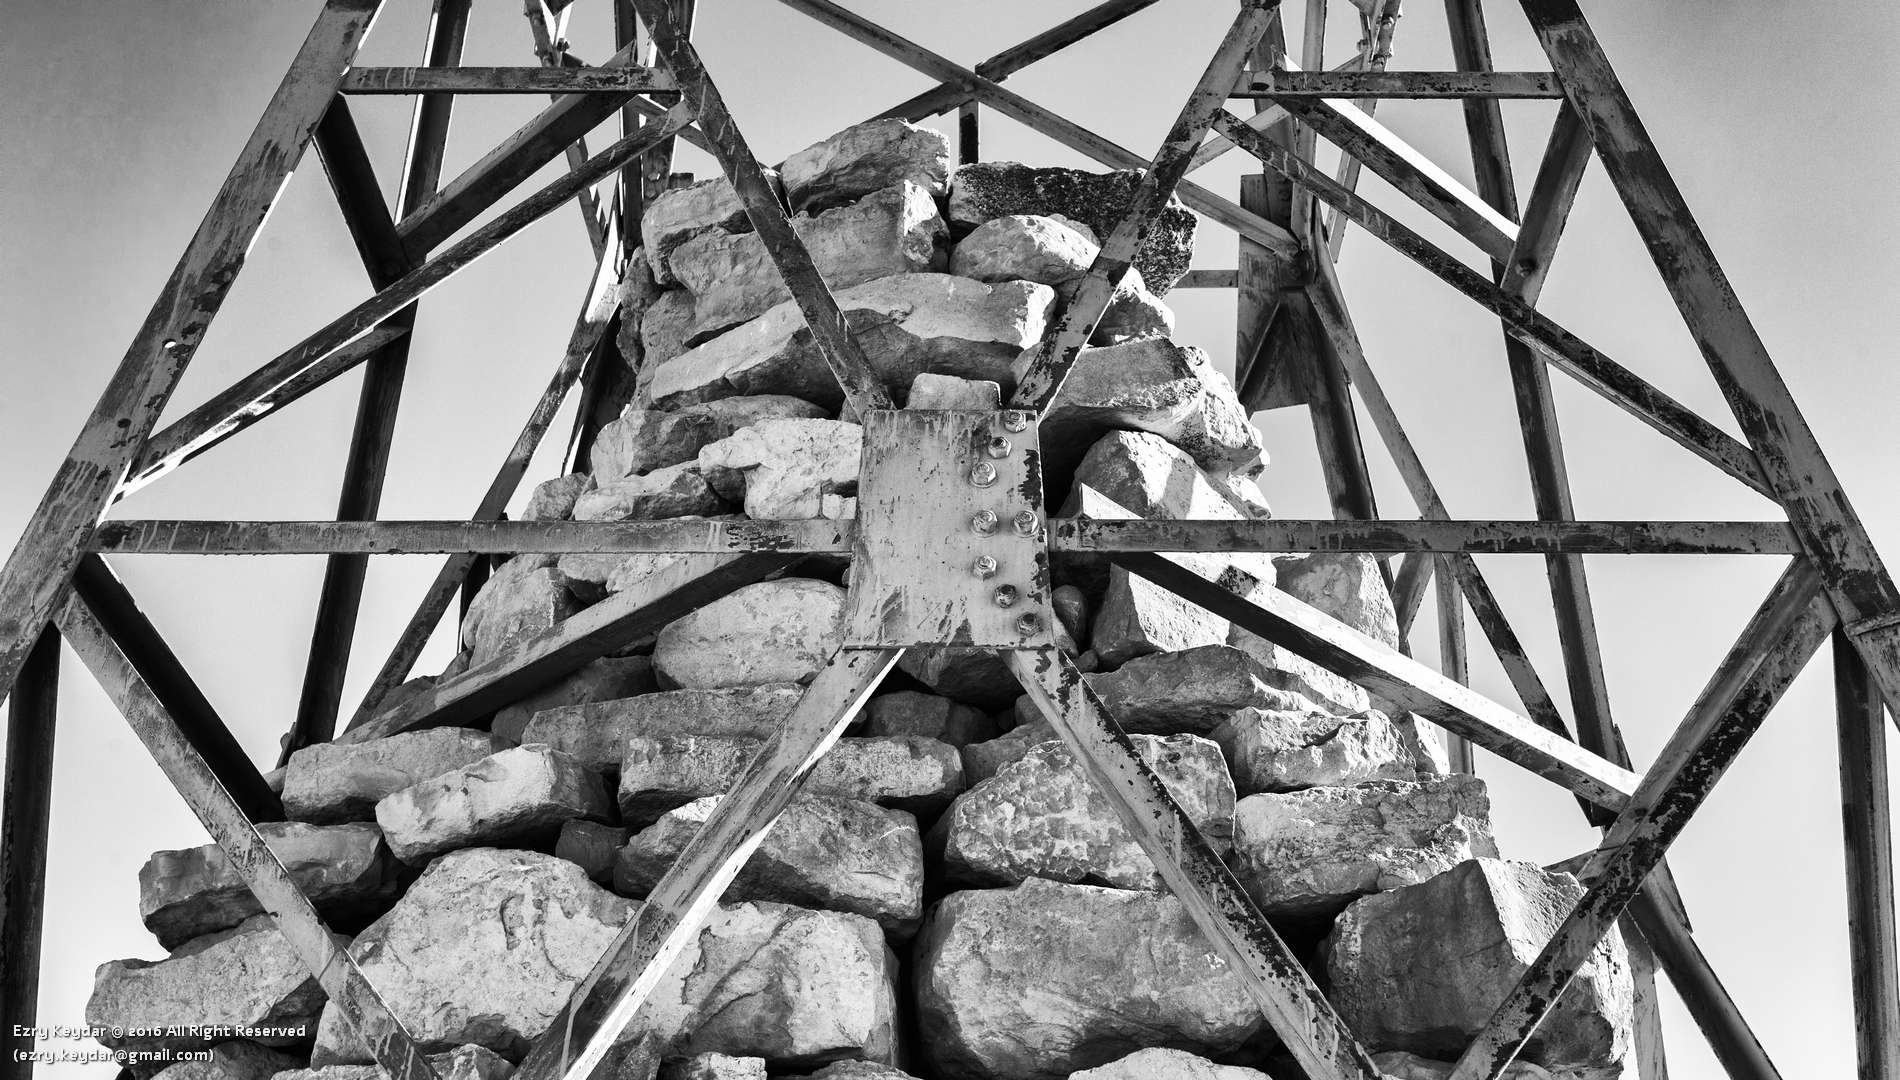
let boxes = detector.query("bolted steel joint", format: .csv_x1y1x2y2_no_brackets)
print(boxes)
993,584,1019,608
986,436,1013,459
1013,510,1039,536
972,555,998,579
969,461,998,488
1001,410,1031,432
970,509,999,536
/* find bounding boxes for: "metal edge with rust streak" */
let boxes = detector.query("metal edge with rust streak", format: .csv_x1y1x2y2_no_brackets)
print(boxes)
91,518,857,556
1238,69,1562,98
341,65,679,94
1834,631,1900,1078
53,594,442,1080
1049,518,1801,555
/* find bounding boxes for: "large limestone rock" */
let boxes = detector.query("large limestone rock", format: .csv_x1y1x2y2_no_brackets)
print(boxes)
1326,858,1633,1076
673,182,946,339
1212,707,1418,795
615,794,924,936
679,394,829,438
781,119,950,213
620,734,963,824
946,162,1197,293
957,719,1058,785
523,474,593,521
653,579,846,690
936,734,1232,890
522,684,804,771
862,691,998,746
793,1064,918,1080
1230,776,1499,919
572,462,723,522
1228,553,1404,719
639,289,698,376
1069,1048,1270,1080
905,372,1000,410
948,214,1174,347
659,1054,766,1080
88,916,329,1055
460,559,580,667
312,849,900,1067
646,274,1053,411
374,745,613,864
1034,338,1263,481
592,409,720,481
283,729,513,823
139,821,402,948
1082,645,1312,736
491,655,656,742
641,172,777,285
275,1045,514,1080
696,418,862,520
915,879,1264,1080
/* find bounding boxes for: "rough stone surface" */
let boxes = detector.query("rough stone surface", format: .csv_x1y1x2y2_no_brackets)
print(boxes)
781,119,950,213
947,213,1172,347
1231,776,1499,919
905,372,1000,410
312,849,899,1067
697,418,862,520
915,879,1264,1080
658,1053,767,1080
647,274,1053,411
284,729,514,824
653,579,846,690
1082,645,1311,736
491,655,656,742
794,1065,918,1080
894,649,1019,711
148,1041,302,1080
639,289,698,380
571,462,722,522
522,474,593,522
936,734,1232,890
1068,1048,1270,1080
1372,1052,1554,1079
460,560,579,667
1326,857,1633,1076
1035,338,1263,481
673,182,946,339
863,691,998,746
641,173,776,285
946,162,1197,293
1212,707,1418,795
374,745,613,864
274,1045,514,1080
957,720,1057,785
522,684,804,771
592,409,720,481
554,819,629,884
1275,553,1401,648
620,734,962,825
139,821,401,949
615,794,924,936
89,916,329,1055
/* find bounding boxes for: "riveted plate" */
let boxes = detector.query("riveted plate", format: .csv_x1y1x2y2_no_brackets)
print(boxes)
843,410,1055,648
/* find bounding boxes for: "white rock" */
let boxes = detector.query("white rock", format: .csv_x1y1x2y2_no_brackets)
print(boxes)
522,474,594,522
490,654,656,742
1211,707,1418,794
522,683,805,771
619,733,963,824
571,462,723,522
1068,1048,1270,1080
905,372,1000,410
374,745,613,864
653,579,847,690
640,172,780,285
460,559,579,667
283,728,514,823
591,409,720,481
780,119,951,213
1036,338,1263,480
697,418,862,520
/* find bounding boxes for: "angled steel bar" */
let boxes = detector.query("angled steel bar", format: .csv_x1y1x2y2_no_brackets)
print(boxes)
1211,109,1771,497
54,595,442,1080
632,0,895,416
0,629,57,1080
1438,556,1476,772
1394,550,1434,634
343,553,795,744
1113,552,1641,810
1449,560,1833,1079
512,647,902,1080
1010,0,1279,413
0,0,385,705
124,112,685,497
1626,883,1784,1080
1239,70,1562,97
1009,648,1385,1080
291,1,470,761
349,242,625,726
1187,51,1367,174
71,556,283,823
1523,0,1900,717
340,66,677,94
1835,632,1900,1078
775,0,1301,260
92,519,856,556
1322,0,1402,261
523,0,611,259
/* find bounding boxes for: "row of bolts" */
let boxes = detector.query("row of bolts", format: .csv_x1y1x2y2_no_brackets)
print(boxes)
967,419,1041,637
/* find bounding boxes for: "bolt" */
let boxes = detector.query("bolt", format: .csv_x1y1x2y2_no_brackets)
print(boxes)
987,436,1012,459
993,584,1019,608
970,510,999,536
1015,613,1042,636
1013,510,1039,536
970,461,998,488
1001,410,1030,432
972,555,998,579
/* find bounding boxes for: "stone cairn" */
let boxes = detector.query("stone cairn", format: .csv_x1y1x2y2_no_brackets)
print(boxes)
90,120,1636,1080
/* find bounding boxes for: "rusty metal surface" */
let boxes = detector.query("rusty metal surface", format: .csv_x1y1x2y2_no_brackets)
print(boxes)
1050,518,1801,555
1834,632,1900,1078
1238,69,1562,97
845,411,1053,648
340,65,678,94
0,629,57,1080
92,518,856,556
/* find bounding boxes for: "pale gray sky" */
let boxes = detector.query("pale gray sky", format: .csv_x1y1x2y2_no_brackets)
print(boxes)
3,1,1897,1077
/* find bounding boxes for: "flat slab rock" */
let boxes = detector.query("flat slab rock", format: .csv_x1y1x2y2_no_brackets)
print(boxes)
640,170,777,285
522,683,805,772
1211,707,1419,795
283,728,513,824
697,418,862,520
657,1052,767,1080
1082,645,1313,737
1326,857,1633,1077
374,744,613,864
915,879,1265,1080
936,733,1233,890
312,848,899,1067
1230,776,1500,920
89,916,330,1055
780,118,950,213
947,162,1197,293
654,578,847,690
1033,337,1262,482
459,559,581,667
619,733,963,824
147,1040,302,1080
948,214,1173,348
572,462,723,522
615,793,924,937
491,654,655,742
139,820,402,949
274,1045,514,1080
1068,1048,1270,1080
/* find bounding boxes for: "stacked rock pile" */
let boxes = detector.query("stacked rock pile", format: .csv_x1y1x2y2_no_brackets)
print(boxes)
88,120,1635,1080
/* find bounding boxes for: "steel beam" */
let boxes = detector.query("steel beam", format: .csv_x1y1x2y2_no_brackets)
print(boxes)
1836,632,1900,1078
340,66,677,94
0,630,57,1080
1238,70,1562,98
